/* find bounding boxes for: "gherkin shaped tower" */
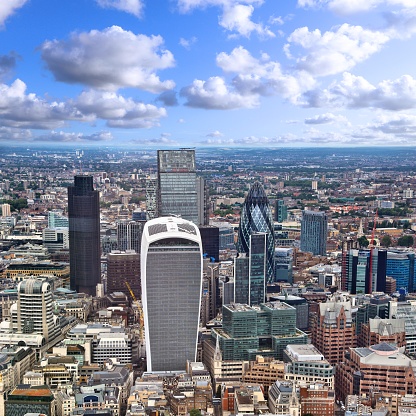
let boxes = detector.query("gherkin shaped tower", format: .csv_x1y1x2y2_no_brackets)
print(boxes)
237,182,275,282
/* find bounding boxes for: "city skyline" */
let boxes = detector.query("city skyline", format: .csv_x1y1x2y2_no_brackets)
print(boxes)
1,1,416,147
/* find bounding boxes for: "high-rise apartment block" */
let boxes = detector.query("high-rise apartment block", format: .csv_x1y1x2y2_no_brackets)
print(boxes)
157,149,198,223
300,210,327,256
1,203,11,218
68,175,101,295
237,182,275,282
141,216,203,371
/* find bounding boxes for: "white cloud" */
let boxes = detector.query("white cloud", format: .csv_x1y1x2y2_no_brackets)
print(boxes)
0,79,85,129
304,112,349,124
176,0,273,38
34,131,113,143
96,0,143,17
179,36,197,49
207,130,224,137
0,0,28,26
297,0,415,15
181,76,259,109
286,24,389,77
0,53,20,80
130,133,179,145
303,72,416,110
76,90,167,128
370,114,416,138
40,26,175,93
0,126,32,141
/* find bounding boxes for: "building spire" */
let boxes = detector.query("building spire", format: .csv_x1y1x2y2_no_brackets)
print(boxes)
214,332,222,361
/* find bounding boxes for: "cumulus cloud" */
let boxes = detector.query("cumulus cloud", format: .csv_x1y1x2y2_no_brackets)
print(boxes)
0,52,20,80
297,0,414,15
181,76,259,109
0,126,32,141
40,26,175,92
0,0,28,26
176,0,273,38
76,90,167,128
304,112,349,124
369,114,416,139
96,0,144,17
34,131,113,142
0,79,85,129
286,24,389,77
179,36,197,49
207,130,224,137
130,133,179,145
303,72,416,110
156,90,178,107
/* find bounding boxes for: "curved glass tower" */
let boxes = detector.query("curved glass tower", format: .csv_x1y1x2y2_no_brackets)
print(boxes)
237,182,275,282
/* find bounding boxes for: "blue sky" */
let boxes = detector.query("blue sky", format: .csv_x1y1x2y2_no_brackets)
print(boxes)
1,0,416,147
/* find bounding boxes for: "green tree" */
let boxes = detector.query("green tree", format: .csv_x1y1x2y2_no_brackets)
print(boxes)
398,235,414,247
189,409,202,416
358,235,369,248
381,234,392,248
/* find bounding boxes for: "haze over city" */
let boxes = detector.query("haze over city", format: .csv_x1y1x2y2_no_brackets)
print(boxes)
1,0,416,147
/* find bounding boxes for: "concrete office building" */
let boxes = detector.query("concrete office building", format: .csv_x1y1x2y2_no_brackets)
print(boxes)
1,203,11,218
300,210,328,256
336,343,416,401
157,149,198,223
310,299,356,365
141,216,203,371
68,175,100,295
283,344,335,388
42,227,69,253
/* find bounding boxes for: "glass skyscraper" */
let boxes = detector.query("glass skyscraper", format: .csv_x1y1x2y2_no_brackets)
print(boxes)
237,182,275,282
300,210,328,256
141,216,203,371
68,175,100,296
157,149,198,223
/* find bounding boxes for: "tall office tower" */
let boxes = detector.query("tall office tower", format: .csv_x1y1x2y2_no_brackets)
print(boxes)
237,182,275,282
117,220,144,254
386,250,415,292
201,259,220,325
274,199,287,223
196,176,209,226
48,210,69,228
14,278,60,342
342,248,387,294
157,149,198,223
141,216,203,371
234,253,249,304
1,203,11,217
107,251,140,300
248,232,267,306
300,210,328,256
274,248,293,283
145,174,158,220
310,299,356,365
68,175,101,295
199,225,220,262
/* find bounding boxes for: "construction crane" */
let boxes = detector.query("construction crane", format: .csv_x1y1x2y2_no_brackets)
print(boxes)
368,209,378,294
125,281,144,342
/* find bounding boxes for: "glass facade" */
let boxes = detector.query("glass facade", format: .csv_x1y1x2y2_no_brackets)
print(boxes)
157,150,198,223
249,233,267,306
300,210,328,256
237,182,275,282
68,175,100,295
386,251,415,292
142,217,202,371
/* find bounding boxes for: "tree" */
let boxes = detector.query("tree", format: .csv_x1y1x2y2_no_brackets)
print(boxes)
189,409,202,416
381,234,392,248
358,235,369,248
398,235,414,247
